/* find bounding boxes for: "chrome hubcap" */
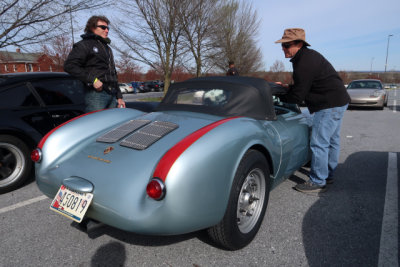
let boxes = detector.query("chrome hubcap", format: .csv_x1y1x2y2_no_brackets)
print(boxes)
0,143,25,185
236,168,266,233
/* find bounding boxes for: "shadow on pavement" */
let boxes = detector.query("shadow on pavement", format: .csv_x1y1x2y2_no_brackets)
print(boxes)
298,151,389,266
91,241,126,267
71,218,206,248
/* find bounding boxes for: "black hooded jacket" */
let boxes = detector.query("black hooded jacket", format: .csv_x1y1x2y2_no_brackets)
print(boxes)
64,33,122,99
283,46,350,113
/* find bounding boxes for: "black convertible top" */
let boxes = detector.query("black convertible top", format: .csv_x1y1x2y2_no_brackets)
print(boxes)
157,76,286,120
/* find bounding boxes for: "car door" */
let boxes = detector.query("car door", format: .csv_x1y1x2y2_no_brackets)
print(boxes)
29,78,86,127
271,103,311,182
0,82,55,139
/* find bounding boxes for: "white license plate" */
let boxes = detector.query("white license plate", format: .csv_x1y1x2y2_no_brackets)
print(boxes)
50,185,93,223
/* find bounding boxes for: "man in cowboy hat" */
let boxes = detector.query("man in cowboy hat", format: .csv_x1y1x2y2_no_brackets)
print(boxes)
275,28,350,194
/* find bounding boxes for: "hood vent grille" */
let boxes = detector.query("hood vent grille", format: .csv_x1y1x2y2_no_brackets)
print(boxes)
96,119,151,143
120,121,179,150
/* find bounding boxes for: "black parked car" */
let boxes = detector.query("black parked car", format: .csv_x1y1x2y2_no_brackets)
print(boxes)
0,72,86,193
142,81,162,92
0,72,158,193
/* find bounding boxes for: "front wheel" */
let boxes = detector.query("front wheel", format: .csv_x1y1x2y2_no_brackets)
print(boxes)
208,150,271,250
0,135,32,193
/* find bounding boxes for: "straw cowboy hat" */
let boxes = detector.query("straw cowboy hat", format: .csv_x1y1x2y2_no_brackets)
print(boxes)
275,28,311,46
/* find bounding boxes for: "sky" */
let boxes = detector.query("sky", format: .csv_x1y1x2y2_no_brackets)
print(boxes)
63,0,399,73
251,0,400,72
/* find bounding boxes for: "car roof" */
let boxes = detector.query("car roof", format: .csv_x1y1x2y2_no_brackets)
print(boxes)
349,79,382,83
0,72,71,86
158,76,281,120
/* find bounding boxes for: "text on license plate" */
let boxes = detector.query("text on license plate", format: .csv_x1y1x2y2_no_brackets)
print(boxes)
50,185,93,223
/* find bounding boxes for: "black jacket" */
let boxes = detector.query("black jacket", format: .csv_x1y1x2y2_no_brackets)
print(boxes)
284,47,350,113
226,67,239,76
64,33,122,99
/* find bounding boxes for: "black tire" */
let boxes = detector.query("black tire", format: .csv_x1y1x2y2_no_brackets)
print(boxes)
0,135,32,193
208,150,271,250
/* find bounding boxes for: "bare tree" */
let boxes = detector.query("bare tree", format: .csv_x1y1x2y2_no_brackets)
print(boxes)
209,0,263,75
0,0,107,49
113,0,184,92
41,35,72,71
178,0,219,77
270,60,285,73
268,60,287,82
115,56,143,82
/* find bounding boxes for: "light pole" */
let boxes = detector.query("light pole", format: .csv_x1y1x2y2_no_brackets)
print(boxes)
65,5,74,44
370,57,374,75
384,34,393,73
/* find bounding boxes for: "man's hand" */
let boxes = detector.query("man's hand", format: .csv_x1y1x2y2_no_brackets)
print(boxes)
117,98,126,108
275,82,289,88
93,79,103,91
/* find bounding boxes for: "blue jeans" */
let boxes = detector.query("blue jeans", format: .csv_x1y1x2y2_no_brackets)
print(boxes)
309,104,348,186
85,90,116,113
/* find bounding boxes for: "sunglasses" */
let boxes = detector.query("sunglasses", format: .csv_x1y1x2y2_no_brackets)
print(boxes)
96,25,109,31
281,42,296,49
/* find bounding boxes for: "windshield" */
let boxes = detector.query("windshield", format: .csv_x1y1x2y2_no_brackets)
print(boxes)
348,81,382,89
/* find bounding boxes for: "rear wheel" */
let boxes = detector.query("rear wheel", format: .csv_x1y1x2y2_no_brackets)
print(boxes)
208,150,271,250
0,135,32,193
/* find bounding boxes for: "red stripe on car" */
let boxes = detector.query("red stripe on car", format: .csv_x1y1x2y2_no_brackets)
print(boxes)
37,109,104,149
153,117,239,181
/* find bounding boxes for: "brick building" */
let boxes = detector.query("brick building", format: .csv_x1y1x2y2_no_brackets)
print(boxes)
0,49,61,74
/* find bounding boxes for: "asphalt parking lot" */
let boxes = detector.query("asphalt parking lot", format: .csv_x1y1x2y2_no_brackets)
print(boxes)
1,90,399,266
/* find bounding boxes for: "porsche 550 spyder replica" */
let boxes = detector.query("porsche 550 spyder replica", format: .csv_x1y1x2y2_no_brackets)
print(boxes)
34,76,310,250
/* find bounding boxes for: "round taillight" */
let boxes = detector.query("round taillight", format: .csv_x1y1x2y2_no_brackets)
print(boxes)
146,178,165,200
31,148,42,163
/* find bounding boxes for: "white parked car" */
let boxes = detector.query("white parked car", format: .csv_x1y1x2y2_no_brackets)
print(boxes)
119,83,133,93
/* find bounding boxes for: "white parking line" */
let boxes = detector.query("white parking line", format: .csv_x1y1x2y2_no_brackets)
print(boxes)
378,152,398,267
0,195,47,215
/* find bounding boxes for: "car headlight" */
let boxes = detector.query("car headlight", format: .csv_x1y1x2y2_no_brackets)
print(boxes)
372,90,384,97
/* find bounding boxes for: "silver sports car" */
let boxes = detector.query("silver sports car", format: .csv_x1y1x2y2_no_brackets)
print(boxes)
34,76,310,250
347,79,388,109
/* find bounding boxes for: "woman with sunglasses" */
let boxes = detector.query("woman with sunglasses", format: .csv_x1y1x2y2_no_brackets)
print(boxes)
64,15,125,112
275,28,350,194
